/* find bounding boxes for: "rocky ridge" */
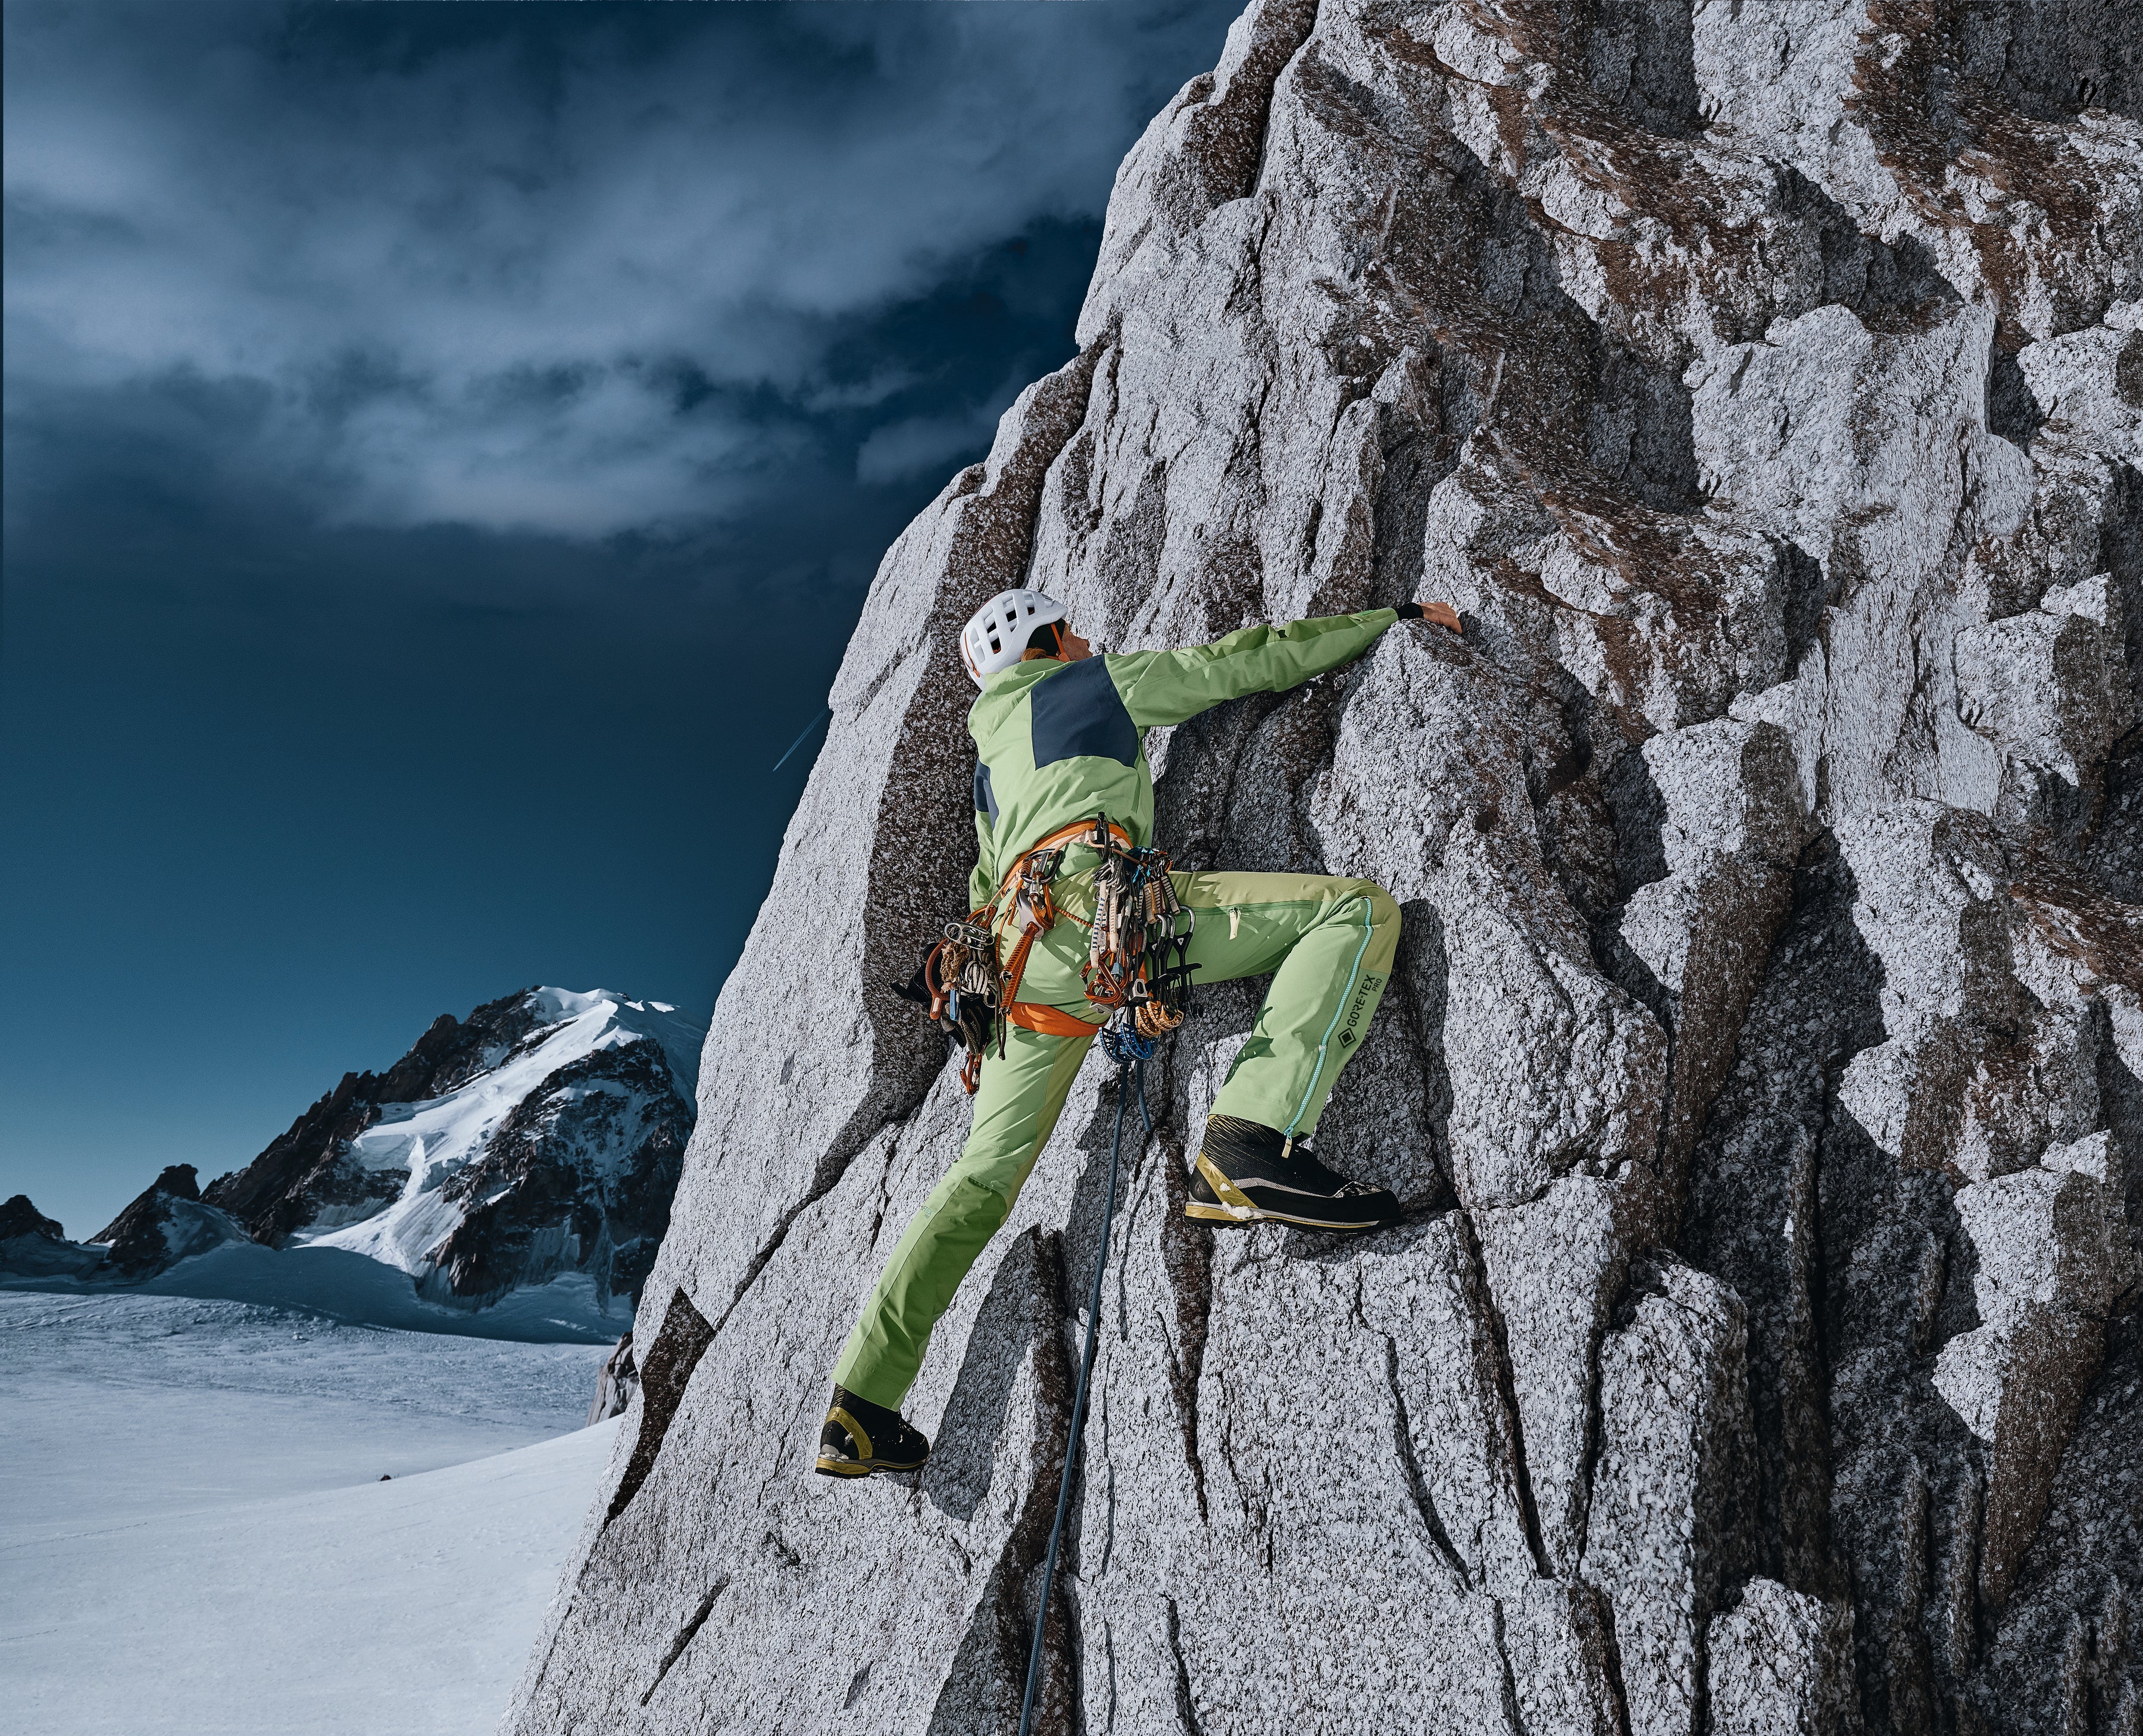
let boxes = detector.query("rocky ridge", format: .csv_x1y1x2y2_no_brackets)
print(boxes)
508,4,2142,1732
0,1196,65,1244
0,1169,257,1285
0,1194,107,1281
4,989,705,1315
208,987,707,1311
92,1164,255,1278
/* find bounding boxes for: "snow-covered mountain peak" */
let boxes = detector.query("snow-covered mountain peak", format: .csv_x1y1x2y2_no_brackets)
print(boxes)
3,987,710,1322
290,989,708,1302
260,987,709,1310
514,989,705,1098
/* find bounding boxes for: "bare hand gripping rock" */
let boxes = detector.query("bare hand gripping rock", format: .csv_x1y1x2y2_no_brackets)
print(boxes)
508,4,2143,1732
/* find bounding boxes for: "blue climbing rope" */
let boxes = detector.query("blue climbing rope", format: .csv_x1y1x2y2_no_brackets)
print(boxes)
1017,1046,1152,1736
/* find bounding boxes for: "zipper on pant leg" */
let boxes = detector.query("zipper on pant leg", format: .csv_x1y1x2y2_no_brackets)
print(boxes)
1286,894,1376,1137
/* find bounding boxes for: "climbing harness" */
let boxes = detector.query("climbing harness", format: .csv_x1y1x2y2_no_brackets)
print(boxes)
1017,1029,1153,1736
911,814,1197,1093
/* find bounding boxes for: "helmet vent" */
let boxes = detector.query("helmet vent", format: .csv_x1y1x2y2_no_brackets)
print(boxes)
957,587,1067,689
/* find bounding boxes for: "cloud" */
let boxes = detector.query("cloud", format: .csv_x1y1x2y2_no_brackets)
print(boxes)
3,1,1229,538
855,404,1007,487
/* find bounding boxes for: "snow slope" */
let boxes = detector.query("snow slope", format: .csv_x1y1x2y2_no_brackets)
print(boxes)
0,1292,613,1736
2,1232,629,1340
5,1425,618,1736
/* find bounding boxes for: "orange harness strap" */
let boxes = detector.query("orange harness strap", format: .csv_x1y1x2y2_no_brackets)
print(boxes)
996,919,1052,1034
984,817,1133,1049
938,817,1135,1088
1004,1002,1104,1038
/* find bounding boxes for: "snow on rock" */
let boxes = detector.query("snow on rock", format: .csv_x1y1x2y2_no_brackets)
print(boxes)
508,5,2142,1732
0,1194,105,1279
586,1328,641,1425
222,987,702,1308
6,991,706,1321
286,989,705,1310
89,1163,254,1277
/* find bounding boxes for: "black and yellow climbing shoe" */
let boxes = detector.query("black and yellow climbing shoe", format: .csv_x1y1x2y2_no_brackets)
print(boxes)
814,1384,930,1479
1184,1114,1399,1231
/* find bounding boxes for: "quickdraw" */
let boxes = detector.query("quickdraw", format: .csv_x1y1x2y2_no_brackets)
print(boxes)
922,918,998,1090
1079,814,1197,1043
911,813,1197,1093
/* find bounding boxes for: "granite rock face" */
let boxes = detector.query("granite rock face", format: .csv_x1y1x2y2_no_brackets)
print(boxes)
508,3,2141,1732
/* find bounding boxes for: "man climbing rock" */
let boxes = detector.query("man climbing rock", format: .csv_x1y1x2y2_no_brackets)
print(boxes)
817,587,1461,1478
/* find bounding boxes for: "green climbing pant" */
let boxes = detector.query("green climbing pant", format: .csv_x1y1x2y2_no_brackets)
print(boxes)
832,869,1400,1410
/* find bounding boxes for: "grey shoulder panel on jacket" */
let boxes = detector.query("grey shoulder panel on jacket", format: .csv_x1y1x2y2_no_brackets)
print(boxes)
1028,657,1138,768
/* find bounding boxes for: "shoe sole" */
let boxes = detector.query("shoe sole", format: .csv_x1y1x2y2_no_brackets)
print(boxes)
1182,1198,1390,1231
814,1454,928,1478
1183,1153,1393,1233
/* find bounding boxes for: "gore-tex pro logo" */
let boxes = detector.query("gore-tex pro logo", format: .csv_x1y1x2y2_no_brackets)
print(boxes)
1338,973,1382,1047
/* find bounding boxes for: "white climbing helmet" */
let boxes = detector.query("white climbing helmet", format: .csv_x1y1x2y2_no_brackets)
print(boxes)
959,587,1068,687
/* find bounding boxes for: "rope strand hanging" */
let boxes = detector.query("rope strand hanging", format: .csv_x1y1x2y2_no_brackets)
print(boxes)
1017,1038,1152,1736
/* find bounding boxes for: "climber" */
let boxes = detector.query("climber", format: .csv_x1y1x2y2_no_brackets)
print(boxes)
816,586,1463,1478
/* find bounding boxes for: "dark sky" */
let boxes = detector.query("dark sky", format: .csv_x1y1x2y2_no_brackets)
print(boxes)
2,0,1242,1238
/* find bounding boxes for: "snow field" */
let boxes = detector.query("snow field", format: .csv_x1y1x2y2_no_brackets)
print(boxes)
0,1293,617,1736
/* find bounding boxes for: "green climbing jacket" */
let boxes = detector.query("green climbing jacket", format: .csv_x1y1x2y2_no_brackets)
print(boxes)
965,607,1402,908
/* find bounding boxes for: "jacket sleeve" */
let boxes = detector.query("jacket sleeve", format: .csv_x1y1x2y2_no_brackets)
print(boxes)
1108,609,1399,728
